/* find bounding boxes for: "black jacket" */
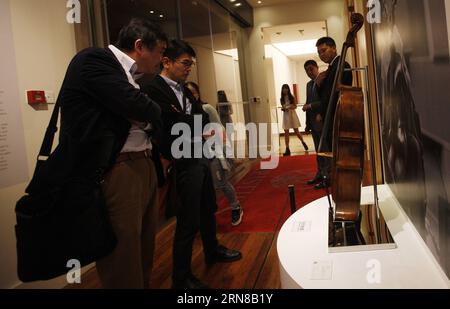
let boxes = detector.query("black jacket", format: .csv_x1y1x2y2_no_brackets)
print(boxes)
318,56,353,117
27,47,161,193
305,79,321,130
143,75,209,161
318,56,353,145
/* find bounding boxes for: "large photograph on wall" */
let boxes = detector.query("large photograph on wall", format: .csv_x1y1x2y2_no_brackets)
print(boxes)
372,0,450,276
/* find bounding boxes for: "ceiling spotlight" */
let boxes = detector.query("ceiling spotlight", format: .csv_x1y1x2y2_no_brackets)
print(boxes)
235,2,242,6
257,0,262,3
229,0,236,2
150,10,154,14
159,14,164,18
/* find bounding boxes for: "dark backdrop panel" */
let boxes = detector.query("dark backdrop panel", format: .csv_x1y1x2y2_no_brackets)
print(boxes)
372,0,450,278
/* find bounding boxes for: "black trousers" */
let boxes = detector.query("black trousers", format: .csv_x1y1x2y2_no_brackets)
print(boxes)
172,158,218,283
311,118,330,179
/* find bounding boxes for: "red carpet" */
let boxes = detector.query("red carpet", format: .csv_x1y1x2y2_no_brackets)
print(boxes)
216,155,326,233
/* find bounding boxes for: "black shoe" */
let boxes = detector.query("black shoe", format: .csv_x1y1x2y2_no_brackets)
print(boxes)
314,181,330,190
206,245,242,265
302,141,309,151
307,176,323,185
283,148,291,156
231,208,243,226
172,274,210,289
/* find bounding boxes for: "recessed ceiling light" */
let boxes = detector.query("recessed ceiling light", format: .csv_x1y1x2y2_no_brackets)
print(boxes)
273,39,318,56
230,0,236,2
159,14,164,18
150,10,154,14
258,1,262,4
235,2,242,6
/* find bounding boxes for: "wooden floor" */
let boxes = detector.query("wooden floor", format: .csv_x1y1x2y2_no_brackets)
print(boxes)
66,137,315,289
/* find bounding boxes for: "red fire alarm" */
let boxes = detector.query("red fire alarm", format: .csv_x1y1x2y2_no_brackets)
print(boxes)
27,90,47,105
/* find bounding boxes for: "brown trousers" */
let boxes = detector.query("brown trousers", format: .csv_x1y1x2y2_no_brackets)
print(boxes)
96,151,158,288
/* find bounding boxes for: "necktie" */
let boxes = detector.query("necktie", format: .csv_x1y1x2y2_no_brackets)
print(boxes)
178,83,187,114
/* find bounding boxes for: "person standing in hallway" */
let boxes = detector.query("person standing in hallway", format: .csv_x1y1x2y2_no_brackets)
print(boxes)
217,90,233,127
185,81,244,226
302,60,327,186
144,40,242,289
312,37,353,189
280,84,308,156
216,90,234,145
53,18,167,288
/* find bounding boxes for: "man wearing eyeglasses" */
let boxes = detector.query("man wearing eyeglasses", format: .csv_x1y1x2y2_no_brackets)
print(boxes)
144,39,242,289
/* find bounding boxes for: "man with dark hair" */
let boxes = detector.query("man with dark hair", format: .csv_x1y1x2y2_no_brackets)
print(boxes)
144,39,242,289
302,60,326,185
305,36,353,189
51,17,167,288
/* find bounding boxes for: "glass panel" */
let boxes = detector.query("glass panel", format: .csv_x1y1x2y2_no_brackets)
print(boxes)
209,1,246,152
103,0,250,157
104,0,178,45
179,0,217,108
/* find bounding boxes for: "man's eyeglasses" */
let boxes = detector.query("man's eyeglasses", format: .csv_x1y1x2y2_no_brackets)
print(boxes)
177,60,196,68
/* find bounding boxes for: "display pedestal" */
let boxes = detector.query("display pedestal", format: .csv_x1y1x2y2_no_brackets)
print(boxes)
328,202,396,253
277,185,450,288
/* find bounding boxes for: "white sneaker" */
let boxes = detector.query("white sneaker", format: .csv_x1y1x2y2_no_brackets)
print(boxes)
231,208,243,226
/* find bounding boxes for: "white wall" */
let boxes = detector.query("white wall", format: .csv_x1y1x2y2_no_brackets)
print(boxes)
445,0,450,57
187,38,219,108
214,53,239,104
0,0,76,289
244,0,348,136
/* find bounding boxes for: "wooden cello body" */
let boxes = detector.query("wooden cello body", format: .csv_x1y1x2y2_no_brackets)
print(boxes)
331,86,365,221
318,13,365,222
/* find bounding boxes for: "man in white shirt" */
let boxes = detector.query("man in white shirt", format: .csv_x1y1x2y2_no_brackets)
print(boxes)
90,19,167,288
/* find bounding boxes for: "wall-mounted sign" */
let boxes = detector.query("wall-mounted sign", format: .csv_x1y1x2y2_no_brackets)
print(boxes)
0,0,29,189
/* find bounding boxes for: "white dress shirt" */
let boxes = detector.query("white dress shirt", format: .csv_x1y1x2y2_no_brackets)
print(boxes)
160,75,192,115
330,54,339,66
108,45,152,153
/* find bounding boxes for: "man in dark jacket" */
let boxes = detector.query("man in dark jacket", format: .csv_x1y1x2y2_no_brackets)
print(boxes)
144,40,241,289
311,37,353,189
302,60,326,185
41,18,167,288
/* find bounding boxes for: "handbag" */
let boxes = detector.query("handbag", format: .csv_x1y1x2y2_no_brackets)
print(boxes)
15,98,117,282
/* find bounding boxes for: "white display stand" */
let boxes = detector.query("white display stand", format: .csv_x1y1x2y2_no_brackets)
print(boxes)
277,185,450,288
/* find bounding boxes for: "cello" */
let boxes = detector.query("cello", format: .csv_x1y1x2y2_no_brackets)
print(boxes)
318,13,365,222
